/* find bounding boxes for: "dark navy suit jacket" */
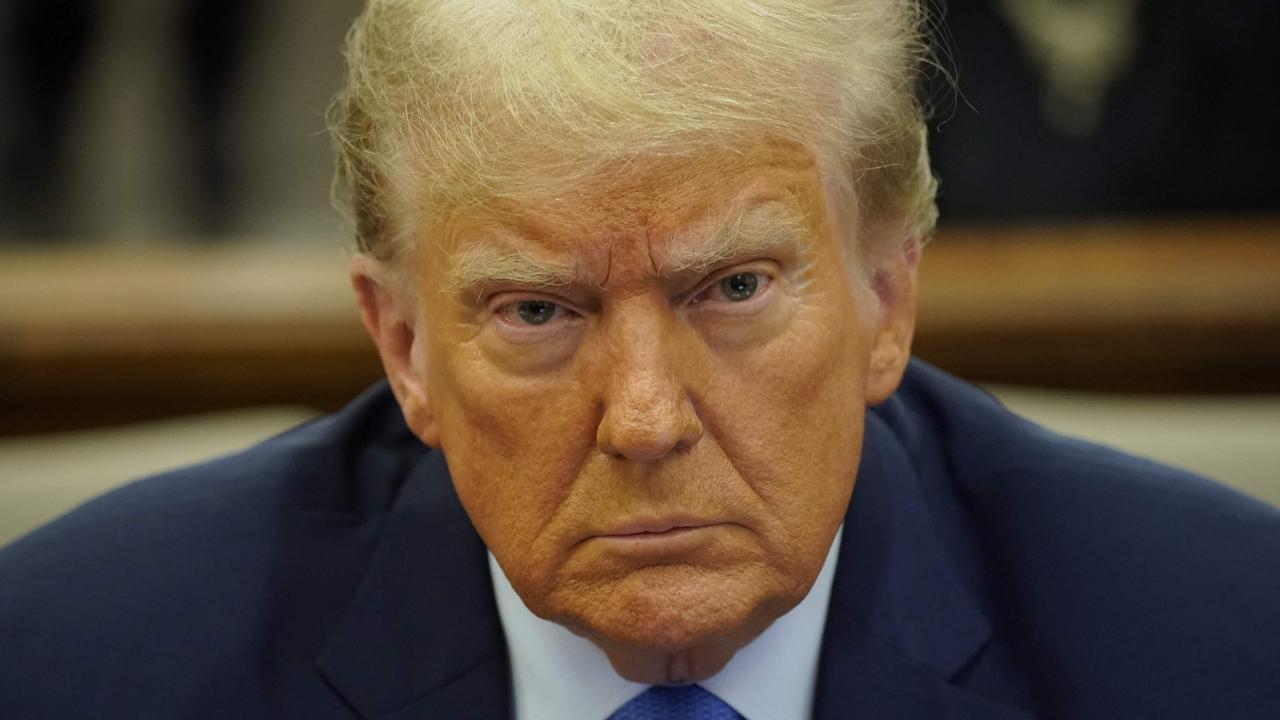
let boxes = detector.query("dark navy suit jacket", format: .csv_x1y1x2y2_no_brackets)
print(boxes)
3,361,1279,719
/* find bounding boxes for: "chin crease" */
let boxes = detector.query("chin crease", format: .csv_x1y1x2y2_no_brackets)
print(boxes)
662,646,732,684
665,652,696,684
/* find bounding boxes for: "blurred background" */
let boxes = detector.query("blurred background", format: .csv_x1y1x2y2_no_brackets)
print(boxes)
2,0,1278,544
0,0,359,243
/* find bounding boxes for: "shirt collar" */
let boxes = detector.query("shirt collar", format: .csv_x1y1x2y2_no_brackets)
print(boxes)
489,526,844,720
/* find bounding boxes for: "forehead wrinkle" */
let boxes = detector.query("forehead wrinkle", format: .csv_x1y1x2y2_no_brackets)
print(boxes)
663,201,810,276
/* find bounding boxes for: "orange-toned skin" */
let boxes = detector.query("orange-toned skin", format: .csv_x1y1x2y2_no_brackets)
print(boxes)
352,144,919,684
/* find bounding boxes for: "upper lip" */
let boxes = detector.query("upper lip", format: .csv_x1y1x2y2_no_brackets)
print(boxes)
598,516,717,536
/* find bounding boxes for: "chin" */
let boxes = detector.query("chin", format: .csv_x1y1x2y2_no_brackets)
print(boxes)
555,563,794,654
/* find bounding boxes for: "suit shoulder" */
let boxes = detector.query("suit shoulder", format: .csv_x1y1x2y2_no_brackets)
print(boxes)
886,359,1279,531
883,361,1280,715
0,384,425,716
3,382,417,556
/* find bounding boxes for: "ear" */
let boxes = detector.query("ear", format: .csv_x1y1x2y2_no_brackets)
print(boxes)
349,254,442,446
865,235,921,405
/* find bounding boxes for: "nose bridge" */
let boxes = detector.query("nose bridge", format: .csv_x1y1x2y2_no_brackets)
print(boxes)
595,296,703,461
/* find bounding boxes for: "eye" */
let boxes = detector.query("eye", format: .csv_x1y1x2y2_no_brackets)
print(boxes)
717,272,760,302
512,299,561,326
491,296,579,341
691,269,773,309
487,295,580,359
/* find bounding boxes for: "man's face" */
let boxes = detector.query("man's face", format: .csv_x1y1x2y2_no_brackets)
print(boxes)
397,142,900,674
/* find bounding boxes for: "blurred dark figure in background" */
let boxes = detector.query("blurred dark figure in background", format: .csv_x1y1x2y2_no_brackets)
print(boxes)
0,0,97,238
179,0,255,236
928,0,1280,221
0,0,253,239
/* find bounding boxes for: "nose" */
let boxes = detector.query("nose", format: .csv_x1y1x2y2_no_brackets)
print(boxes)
594,307,704,462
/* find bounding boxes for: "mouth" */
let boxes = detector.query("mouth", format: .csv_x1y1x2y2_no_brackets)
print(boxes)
600,517,717,537
588,517,730,558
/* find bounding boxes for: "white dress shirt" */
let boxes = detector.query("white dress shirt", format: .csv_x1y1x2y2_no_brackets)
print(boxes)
489,526,844,720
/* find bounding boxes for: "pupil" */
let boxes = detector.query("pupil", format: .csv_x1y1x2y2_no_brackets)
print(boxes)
516,300,555,325
720,273,759,301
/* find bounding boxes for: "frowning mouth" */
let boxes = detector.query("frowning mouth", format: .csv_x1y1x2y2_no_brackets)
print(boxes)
599,518,718,537
585,518,737,560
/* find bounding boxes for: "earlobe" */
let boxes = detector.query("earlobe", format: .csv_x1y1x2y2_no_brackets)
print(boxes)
349,254,442,447
864,236,921,405
866,334,909,404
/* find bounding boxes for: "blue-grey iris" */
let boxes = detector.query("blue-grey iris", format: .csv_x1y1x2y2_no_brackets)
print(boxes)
516,300,557,325
720,272,759,301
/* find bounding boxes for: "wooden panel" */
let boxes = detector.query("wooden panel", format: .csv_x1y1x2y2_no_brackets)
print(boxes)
1,218,1278,435
0,245,382,435
915,217,1280,392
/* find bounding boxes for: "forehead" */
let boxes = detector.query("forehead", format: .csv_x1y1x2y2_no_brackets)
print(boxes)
430,142,827,280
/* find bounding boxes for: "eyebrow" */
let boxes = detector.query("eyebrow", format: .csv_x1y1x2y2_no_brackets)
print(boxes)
446,242,578,292
664,201,809,276
445,201,809,292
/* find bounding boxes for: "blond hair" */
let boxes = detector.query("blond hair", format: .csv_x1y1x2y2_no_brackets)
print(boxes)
330,0,937,265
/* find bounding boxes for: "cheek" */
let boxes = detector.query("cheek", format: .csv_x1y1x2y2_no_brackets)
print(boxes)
701,274,869,554
428,338,597,578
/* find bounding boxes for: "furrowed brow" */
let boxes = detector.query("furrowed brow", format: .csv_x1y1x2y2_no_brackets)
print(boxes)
664,203,809,276
446,241,577,292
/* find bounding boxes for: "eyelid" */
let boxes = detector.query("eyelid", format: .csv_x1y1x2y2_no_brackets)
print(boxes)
685,261,777,306
486,290,581,318
486,292,586,348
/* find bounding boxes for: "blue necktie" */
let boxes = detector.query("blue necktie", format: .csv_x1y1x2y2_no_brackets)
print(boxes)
610,685,744,720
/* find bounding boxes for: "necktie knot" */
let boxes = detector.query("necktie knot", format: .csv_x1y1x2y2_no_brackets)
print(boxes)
610,684,743,720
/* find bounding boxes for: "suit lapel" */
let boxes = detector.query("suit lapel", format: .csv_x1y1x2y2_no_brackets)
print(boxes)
316,450,511,720
813,620,1033,720
814,412,1035,720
